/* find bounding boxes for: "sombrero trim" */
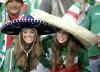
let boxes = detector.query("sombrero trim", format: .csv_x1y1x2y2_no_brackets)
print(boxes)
0,16,57,35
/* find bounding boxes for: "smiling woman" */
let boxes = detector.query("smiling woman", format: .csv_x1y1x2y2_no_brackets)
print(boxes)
1,15,56,72
22,28,37,45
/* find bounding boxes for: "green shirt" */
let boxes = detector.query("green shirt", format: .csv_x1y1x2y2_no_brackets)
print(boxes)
83,3,100,57
42,35,90,72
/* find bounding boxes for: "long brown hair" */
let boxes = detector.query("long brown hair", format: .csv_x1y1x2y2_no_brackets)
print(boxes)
51,30,80,69
14,28,42,71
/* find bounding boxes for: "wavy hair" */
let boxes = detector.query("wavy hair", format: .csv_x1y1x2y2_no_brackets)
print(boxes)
14,28,42,71
51,30,81,69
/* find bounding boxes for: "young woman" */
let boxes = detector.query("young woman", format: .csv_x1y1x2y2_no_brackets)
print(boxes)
42,29,90,72
4,28,42,72
1,16,55,72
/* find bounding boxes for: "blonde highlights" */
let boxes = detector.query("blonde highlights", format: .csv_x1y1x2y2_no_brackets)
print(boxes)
14,28,42,71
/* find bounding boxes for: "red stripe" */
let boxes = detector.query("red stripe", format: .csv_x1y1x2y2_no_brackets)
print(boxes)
66,11,78,20
6,35,11,49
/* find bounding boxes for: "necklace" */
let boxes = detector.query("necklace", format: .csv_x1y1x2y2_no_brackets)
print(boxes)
22,47,32,57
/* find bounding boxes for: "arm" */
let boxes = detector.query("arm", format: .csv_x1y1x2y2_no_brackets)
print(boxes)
78,47,91,72
82,9,92,30
40,35,53,69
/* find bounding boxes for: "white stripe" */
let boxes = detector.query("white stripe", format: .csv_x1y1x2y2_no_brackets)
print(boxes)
2,34,7,52
0,54,5,68
9,48,14,72
0,53,4,58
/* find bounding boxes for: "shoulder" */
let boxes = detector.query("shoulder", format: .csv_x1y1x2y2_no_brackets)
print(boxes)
42,35,54,42
5,48,14,58
77,47,87,55
88,5,100,14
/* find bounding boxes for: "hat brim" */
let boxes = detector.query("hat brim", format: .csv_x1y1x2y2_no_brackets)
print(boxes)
33,9,96,48
0,1,6,3
0,16,57,35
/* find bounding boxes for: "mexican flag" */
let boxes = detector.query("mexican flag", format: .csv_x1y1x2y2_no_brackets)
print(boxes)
22,0,42,16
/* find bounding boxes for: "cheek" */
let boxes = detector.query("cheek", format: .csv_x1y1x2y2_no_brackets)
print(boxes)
17,5,22,9
6,5,11,10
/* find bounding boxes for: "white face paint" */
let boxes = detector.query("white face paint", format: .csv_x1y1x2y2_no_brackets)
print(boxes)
22,28,36,44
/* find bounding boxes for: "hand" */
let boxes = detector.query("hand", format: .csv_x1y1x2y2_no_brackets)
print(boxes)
96,33,100,47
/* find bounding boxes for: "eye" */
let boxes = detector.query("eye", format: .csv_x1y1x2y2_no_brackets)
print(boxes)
30,31,34,33
23,31,27,34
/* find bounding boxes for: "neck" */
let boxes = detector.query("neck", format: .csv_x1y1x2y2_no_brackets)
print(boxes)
8,14,19,20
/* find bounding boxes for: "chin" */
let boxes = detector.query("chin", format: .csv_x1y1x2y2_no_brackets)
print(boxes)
58,40,67,44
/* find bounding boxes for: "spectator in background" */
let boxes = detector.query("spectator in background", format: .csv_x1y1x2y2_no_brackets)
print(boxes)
82,0,100,72
88,0,95,6
40,0,74,17
77,0,91,25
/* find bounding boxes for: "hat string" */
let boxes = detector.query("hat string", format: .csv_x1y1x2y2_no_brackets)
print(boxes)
18,30,37,57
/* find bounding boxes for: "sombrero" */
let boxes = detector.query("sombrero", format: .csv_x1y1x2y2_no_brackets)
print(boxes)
0,15,57,35
32,9,96,48
0,0,6,3
95,0,100,2
0,2,96,47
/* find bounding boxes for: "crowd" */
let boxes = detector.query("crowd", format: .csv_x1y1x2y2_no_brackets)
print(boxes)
0,0,99,72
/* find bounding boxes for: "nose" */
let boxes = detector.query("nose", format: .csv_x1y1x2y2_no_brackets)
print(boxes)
60,33,63,37
27,32,31,36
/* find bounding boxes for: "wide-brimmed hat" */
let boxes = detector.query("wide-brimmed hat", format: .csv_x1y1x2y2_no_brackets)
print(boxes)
95,0,100,2
0,1,96,48
0,16,57,35
33,9,96,48
0,0,6,3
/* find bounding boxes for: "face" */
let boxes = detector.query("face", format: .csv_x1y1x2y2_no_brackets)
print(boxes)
6,0,22,16
56,30,69,44
22,28,36,44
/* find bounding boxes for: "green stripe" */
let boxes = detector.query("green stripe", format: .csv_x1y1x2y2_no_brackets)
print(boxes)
0,4,4,22
34,0,41,9
24,0,31,16
0,33,4,51
0,58,3,61
74,2,81,9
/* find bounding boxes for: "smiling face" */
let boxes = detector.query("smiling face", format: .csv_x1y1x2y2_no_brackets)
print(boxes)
22,28,37,44
56,30,69,44
6,0,23,16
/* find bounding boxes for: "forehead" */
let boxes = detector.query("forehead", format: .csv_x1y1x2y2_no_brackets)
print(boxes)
22,28,35,32
57,30,68,34
6,0,23,4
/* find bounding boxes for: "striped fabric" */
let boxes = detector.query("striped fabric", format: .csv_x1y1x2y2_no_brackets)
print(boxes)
0,0,42,68
0,15,23,68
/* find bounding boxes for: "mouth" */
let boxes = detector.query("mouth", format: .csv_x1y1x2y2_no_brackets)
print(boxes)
26,38,33,40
